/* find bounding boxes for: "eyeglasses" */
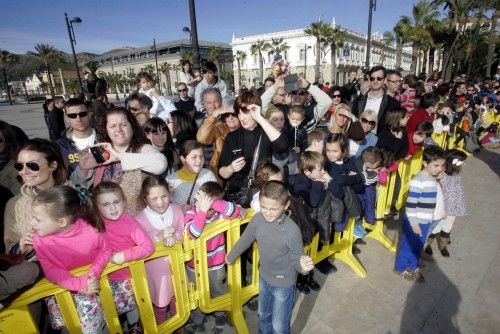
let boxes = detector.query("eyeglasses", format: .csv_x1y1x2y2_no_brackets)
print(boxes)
66,111,89,119
361,117,376,126
150,126,169,135
370,76,384,82
129,107,144,112
387,79,402,84
13,161,48,172
178,88,187,92
333,94,342,98
292,91,308,96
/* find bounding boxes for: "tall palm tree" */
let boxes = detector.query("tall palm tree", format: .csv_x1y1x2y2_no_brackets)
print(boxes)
305,21,331,82
0,50,18,105
31,44,64,96
207,46,224,73
401,0,440,74
432,0,484,80
250,40,271,85
323,26,348,84
457,24,489,76
85,60,101,76
234,50,247,90
268,38,289,59
385,18,412,69
485,7,499,76
159,62,173,96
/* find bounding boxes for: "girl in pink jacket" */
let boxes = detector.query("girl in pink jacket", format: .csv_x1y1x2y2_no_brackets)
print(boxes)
135,176,184,324
22,185,111,333
92,181,154,333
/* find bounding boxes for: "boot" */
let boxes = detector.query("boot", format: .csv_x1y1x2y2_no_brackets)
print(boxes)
424,233,437,255
438,231,450,257
306,271,320,291
296,273,310,294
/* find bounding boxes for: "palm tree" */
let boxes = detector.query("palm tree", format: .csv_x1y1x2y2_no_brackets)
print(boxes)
31,44,64,96
432,0,484,80
250,40,271,85
305,21,331,82
208,46,224,73
159,62,173,96
384,18,411,69
268,38,289,59
234,50,247,90
323,26,348,84
0,50,18,105
141,64,155,75
85,60,101,76
485,7,499,76
400,0,440,74
179,51,194,66
457,24,489,76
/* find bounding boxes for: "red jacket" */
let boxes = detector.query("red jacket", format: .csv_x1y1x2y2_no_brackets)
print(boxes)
406,107,436,155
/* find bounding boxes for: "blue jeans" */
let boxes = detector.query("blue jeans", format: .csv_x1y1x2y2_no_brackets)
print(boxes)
258,276,295,334
394,214,431,272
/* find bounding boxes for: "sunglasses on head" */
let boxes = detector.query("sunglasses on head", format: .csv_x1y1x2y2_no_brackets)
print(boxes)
361,117,376,126
13,161,48,172
370,76,384,82
239,105,250,113
66,111,89,119
292,91,307,96
150,126,169,135
178,88,187,92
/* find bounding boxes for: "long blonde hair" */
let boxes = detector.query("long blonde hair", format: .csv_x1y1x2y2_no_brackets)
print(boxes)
328,103,352,134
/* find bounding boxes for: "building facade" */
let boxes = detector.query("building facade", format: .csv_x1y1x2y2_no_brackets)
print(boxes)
231,18,414,90
93,39,233,95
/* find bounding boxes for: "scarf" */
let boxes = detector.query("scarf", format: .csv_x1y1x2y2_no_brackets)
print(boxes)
143,205,174,232
177,167,198,182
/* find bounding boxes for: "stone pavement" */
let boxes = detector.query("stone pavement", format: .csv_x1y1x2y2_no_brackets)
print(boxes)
1,103,499,334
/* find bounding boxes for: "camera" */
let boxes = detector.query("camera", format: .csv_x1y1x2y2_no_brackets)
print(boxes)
90,146,109,164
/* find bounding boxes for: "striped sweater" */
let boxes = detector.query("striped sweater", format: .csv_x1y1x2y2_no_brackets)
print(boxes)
184,199,241,270
405,171,438,227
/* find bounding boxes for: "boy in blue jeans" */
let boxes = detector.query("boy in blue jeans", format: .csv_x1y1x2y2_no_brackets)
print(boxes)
395,146,445,282
226,181,314,334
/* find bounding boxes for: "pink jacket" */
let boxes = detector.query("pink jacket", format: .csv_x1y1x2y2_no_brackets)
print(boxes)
103,213,154,281
184,200,240,270
378,162,399,185
34,218,112,292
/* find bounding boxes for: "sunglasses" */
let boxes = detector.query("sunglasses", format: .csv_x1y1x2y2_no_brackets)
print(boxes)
150,126,169,135
333,94,342,98
129,107,144,112
361,117,376,126
239,106,250,113
66,111,88,119
222,112,238,119
178,88,187,92
13,161,48,172
370,76,384,82
292,91,308,96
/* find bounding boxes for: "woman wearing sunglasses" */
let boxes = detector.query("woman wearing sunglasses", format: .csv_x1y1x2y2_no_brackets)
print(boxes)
352,110,379,158
144,117,178,177
73,107,167,215
218,90,288,207
328,103,356,135
4,138,67,253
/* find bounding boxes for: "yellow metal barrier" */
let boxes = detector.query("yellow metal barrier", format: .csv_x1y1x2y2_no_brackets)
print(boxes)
1,134,455,333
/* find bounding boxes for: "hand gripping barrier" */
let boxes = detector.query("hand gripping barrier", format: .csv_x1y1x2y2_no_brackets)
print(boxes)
0,132,454,333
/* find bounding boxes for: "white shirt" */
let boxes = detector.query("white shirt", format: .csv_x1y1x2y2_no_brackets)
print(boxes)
72,128,96,151
434,183,446,220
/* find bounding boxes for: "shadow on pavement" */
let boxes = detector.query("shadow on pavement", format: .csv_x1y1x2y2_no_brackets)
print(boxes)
399,263,461,334
291,270,327,333
474,149,500,178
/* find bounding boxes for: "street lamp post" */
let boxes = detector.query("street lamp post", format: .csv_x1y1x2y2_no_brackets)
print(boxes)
365,0,377,69
65,13,84,96
188,0,201,70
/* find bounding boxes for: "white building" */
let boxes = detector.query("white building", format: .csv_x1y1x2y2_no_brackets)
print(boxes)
24,74,43,94
231,17,413,90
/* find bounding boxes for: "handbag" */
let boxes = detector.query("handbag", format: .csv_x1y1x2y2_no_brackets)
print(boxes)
224,135,262,208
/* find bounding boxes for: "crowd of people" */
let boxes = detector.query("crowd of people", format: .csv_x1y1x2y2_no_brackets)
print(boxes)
0,59,499,334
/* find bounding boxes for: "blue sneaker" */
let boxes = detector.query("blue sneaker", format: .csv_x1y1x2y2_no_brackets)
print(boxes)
353,223,367,239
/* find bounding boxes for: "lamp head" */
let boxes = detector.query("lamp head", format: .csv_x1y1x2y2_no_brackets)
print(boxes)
182,26,191,33
71,17,82,24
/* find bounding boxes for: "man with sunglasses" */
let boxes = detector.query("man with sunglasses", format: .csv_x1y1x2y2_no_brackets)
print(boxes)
261,76,332,133
127,92,154,126
351,65,401,134
174,83,196,118
56,98,96,177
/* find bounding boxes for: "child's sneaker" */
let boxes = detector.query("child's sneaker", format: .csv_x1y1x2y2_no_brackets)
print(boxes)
128,322,143,334
399,269,418,281
353,223,367,239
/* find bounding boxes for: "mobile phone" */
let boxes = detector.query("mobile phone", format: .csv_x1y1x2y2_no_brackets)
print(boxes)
90,146,107,164
232,149,243,159
284,74,300,93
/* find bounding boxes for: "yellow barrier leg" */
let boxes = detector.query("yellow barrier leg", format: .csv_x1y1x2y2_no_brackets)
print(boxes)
98,278,122,334
54,291,82,333
364,220,397,252
331,219,367,278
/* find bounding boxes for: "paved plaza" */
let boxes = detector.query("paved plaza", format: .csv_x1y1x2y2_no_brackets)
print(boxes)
1,103,499,333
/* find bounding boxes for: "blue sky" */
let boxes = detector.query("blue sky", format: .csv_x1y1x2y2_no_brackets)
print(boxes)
1,0,422,55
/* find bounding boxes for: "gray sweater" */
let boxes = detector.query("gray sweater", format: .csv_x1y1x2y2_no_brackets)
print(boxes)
226,212,304,288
